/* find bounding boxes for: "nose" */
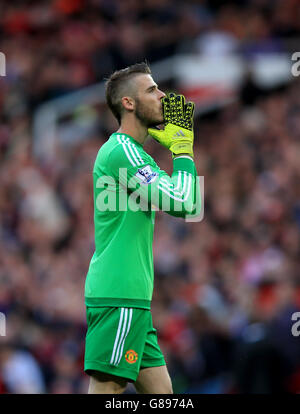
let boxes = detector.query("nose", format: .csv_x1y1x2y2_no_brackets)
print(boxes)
158,89,166,99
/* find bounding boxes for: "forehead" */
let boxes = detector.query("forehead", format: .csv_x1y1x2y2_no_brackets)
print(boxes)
133,74,156,91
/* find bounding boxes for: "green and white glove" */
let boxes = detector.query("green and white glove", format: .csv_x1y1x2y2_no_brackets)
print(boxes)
148,93,195,157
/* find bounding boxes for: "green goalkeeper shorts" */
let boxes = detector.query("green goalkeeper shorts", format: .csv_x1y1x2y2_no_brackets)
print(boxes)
84,307,166,382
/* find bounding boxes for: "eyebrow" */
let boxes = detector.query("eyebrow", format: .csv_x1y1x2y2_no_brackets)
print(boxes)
146,84,158,92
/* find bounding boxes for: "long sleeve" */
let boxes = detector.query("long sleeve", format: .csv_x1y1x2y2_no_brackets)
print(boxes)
105,135,199,218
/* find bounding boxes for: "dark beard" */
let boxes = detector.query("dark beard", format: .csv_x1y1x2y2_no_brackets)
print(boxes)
135,98,163,127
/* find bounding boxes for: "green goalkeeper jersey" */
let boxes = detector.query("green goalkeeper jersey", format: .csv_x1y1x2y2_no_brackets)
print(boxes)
85,132,199,310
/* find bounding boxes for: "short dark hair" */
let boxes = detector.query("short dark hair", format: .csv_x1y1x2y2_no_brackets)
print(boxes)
105,62,151,124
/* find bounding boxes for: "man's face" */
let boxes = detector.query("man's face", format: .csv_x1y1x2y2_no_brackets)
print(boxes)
133,74,166,127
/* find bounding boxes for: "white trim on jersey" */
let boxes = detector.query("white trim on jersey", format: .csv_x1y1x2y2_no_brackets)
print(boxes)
110,307,124,365
159,171,189,196
116,308,133,365
158,173,192,202
117,135,144,167
110,308,133,366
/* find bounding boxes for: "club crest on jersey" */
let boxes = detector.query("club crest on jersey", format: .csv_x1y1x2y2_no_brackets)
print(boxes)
125,350,138,364
135,165,158,185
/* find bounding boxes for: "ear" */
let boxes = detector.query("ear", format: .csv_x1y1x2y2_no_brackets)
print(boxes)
121,96,135,112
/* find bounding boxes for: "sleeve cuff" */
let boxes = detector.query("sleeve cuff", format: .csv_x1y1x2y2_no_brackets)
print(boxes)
173,156,195,175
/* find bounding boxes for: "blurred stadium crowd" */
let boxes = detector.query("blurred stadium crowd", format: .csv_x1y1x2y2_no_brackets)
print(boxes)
0,0,300,394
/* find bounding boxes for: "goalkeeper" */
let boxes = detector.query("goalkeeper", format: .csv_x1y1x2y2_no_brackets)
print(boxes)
84,62,199,394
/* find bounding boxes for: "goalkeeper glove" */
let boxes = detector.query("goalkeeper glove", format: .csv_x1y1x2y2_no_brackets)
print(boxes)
148,93,195,157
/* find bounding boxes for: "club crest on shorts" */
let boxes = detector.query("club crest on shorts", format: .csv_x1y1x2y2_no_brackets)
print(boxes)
125,349,138,364
135,165,158,185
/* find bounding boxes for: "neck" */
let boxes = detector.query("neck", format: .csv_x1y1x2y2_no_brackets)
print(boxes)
117,115,148,146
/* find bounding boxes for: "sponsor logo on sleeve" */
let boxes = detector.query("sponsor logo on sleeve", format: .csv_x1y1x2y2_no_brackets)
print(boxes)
135,165,158,185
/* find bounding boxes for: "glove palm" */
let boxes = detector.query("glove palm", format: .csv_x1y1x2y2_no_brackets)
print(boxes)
148,93,195,157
